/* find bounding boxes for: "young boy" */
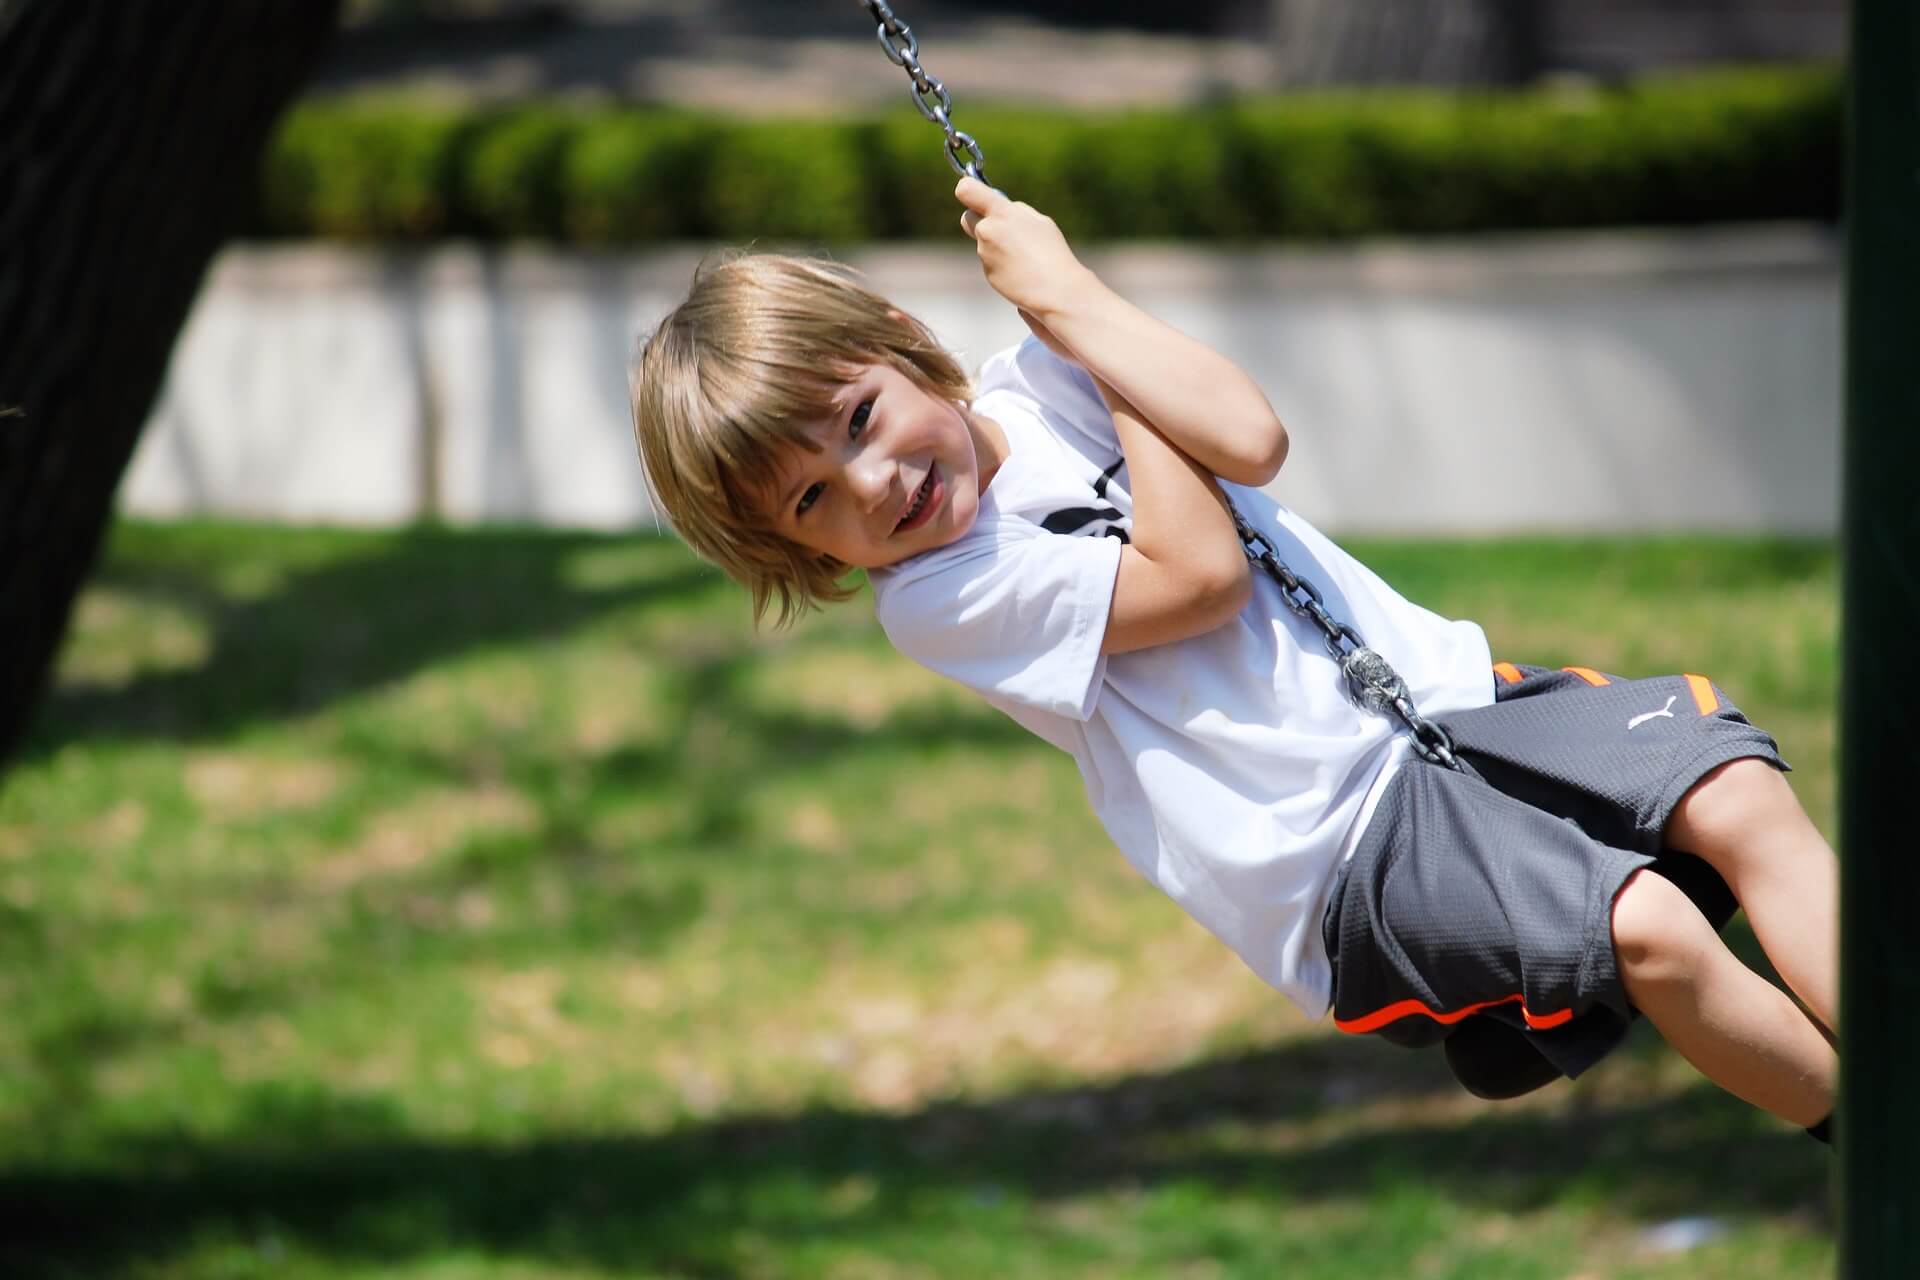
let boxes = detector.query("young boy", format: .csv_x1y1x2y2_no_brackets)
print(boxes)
630,177,1839,1141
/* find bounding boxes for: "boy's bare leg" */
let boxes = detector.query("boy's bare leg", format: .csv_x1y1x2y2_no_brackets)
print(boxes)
1612,868,1837,1125
1663,757,1840,1035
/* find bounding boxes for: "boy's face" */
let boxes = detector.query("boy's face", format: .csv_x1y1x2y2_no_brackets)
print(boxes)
759,359,999,571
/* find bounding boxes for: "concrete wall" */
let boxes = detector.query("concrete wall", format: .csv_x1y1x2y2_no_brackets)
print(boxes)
125,225,1841,535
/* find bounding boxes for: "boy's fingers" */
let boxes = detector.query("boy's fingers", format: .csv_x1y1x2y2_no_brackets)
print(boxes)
953,175,1006,213
960,209,980,239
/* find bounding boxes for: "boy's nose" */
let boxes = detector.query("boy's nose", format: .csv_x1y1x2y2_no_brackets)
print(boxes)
848,457,895,514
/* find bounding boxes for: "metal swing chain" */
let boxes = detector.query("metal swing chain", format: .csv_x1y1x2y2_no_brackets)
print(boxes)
1230,505,1465,772
856,0,991,184
855,1,1462,774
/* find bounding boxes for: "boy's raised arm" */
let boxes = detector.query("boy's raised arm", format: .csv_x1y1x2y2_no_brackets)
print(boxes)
955,178,1288,488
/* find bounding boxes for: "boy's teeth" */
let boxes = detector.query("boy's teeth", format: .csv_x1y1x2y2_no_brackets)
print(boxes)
898,472,932,528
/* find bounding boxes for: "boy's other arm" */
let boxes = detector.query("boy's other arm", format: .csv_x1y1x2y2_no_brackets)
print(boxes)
955,178,1287,488
1091,372,1252,655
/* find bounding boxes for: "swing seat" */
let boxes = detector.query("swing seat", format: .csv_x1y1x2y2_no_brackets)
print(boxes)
1443,1016,1565,1099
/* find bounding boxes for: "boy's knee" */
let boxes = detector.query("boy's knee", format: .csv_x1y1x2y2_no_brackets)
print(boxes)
1611,868,1713,986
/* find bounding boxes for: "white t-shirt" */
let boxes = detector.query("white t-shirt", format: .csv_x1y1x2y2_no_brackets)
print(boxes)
868,339,1495,1018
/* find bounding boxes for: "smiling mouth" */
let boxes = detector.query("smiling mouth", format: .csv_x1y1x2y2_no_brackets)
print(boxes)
894,467,937,533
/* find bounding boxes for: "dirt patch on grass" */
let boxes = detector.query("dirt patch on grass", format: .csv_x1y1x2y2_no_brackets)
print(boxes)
186,752,347,821
306,785,538,891
763,925,1299,1112
58,589,211,688
478,967,589,1069
743,647,970,729
0,826,31,862
82,800,151,849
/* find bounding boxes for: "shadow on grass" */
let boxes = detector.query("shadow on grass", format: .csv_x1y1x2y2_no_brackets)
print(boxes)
25,525,721,759
3,1032,1827,1279
26,521,1037,811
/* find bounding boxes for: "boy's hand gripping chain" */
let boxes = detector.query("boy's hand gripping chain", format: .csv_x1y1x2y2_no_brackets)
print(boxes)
1230,506,1466,773
857,0,992,184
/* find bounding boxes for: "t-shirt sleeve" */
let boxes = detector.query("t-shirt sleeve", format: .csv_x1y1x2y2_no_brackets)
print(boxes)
977,337,1120,465
872,527,1123,722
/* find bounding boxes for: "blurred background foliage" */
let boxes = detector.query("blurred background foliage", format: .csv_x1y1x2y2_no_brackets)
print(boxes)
256,67,1840,243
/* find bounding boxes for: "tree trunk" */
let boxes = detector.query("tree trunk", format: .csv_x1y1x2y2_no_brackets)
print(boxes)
0,0,340,764
1269,0,1543,88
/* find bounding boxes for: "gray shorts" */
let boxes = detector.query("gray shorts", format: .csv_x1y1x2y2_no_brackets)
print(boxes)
1321,663,1790,1081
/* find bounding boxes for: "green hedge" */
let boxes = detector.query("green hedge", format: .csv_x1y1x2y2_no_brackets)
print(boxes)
256,66,1841,244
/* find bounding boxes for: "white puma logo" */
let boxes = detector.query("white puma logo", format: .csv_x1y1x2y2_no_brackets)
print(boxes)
1628,696,1678,731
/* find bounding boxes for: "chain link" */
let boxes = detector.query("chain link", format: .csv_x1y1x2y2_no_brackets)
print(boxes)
1230,505,1465,773
857,0,990,183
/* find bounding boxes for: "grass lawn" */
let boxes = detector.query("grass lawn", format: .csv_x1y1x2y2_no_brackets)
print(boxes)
0,521,1839,1279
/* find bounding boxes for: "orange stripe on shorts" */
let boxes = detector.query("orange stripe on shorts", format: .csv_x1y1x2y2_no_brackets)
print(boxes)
1492,662,1524,685
1335,992,1575,1035
1685,673,1719,715
1562,666,1611,687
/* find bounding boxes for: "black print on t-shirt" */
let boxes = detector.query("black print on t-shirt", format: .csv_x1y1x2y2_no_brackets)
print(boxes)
1040,458,1131,544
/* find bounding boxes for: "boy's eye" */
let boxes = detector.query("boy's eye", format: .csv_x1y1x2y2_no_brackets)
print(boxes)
792,398,872,519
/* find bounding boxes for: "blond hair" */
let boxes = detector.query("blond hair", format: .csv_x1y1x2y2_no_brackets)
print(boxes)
630,251,973,626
